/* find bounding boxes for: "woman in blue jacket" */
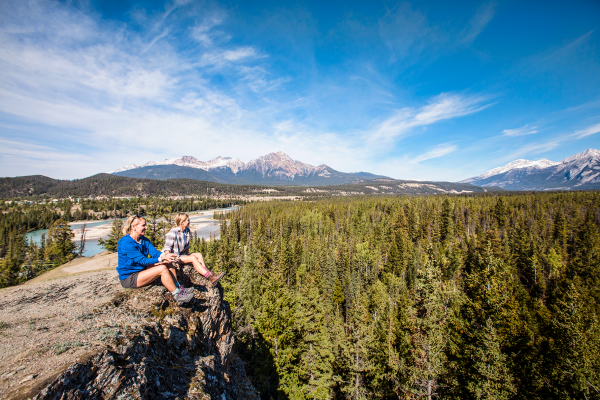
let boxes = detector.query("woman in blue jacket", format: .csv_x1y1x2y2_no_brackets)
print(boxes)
117,215,194,305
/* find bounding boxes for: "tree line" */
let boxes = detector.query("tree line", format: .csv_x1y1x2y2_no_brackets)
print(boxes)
0,174,300,198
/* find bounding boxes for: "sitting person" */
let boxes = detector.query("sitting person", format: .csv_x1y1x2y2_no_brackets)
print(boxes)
163,213,225,286
117,215,195,305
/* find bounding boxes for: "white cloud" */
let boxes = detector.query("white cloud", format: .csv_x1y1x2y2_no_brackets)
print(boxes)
371,93,492,141
573,122,600,138
502,125,538,136
192,15,226,45
0,0,496,180
199,46,262,68
409,143,458,164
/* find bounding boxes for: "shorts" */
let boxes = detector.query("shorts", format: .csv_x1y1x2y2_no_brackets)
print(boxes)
120,271,140,289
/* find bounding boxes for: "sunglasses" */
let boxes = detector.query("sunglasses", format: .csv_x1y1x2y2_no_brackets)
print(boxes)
129,215,143,228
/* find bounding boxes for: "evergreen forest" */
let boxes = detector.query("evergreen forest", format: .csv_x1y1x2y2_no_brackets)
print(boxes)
192,192,600,399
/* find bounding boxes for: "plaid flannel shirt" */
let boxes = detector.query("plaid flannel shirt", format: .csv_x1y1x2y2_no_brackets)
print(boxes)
162,227,190,256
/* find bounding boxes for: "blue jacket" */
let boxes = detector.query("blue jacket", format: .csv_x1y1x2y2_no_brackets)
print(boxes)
117,235,162,280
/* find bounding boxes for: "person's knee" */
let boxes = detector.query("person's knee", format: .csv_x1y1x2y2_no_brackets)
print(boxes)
157,265,170,274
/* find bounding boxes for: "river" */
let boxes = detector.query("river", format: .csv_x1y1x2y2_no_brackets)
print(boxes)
25,207,236,257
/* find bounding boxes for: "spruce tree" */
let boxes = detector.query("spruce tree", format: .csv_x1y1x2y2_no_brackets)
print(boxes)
407,245,449,399
543,282,600,399
464,319,515,400
44,219,76,265
98,219,124,252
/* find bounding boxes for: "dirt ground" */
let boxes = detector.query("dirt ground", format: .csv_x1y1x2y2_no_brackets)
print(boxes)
0,252,146,399
26,251,118,284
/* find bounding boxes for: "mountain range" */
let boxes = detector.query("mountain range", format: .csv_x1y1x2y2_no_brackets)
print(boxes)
109,148,600,191
461,148,600,190
111,151,390,186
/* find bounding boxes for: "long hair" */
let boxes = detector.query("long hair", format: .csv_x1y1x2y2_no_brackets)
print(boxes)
123,215,144,235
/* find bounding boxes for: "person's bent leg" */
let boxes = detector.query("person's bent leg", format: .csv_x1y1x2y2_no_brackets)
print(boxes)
136,265,177,292
167,263,179,285
179,253,225,286
179,254,209,277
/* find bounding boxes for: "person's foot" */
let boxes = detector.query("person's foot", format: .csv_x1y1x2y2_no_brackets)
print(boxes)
180,285,195,295
207,272,225,286
173,289,195,305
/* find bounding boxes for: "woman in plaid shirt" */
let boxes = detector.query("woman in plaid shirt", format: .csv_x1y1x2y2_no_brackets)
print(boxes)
163,213,225,286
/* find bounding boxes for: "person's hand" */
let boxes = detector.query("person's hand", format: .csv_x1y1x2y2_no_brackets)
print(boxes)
163,252,177,263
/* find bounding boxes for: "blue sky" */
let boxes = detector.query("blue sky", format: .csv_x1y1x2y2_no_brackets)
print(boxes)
1,0,599,181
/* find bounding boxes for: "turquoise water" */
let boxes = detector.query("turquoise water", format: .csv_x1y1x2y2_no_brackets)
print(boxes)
25,207,237,257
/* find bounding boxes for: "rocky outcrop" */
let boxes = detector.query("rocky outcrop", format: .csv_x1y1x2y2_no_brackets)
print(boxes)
29,265,258,400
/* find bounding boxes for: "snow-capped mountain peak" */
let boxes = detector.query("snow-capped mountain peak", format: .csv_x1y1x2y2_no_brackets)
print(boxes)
246,152,321,178
464,159,559,182
460,148,600,190
560,148,600,164
108,151,392,185
108,151,323,178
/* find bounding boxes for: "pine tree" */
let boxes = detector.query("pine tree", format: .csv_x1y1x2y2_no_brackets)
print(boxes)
464,319,516,400
407,245,449,399
98,219,124,252
294,265,335,399
44,219,76,266
493,197,507,228
440,199,455,242
543,282,600,399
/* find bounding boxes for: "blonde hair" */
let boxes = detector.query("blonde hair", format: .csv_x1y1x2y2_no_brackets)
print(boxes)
123,215,145,235
174,213,189,228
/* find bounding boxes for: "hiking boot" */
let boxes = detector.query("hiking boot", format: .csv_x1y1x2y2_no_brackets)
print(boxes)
180,285,195,295
207,272,225,286
173,289,195,305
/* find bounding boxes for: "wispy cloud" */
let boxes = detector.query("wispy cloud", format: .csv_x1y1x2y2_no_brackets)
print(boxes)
142,29,170,54
524,30,594,71
192,14,228,46
573,122,600,138
500,140,563,162
199,46,262,67
494,120,600,163
459,2,495,45
502,124,538,136
409,143,458,164
371,93,493,140
378,3,436,63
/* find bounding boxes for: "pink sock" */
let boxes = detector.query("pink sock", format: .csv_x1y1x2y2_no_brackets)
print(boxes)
202,270,212,278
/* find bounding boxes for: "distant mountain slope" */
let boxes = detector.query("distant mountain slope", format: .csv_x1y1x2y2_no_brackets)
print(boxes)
0,174,264,198
0,174,499,199
111,151,391,186
461,149,600,190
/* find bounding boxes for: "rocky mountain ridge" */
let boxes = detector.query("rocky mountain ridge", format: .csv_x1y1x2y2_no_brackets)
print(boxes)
460,148,600,190
110,151,389,186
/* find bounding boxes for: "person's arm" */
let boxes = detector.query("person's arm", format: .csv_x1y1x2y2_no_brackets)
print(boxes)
162,229,176,254
145,237,164,260
122,238,160,266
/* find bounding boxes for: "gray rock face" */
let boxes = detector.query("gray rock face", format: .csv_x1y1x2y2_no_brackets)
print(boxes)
32,266,258,400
